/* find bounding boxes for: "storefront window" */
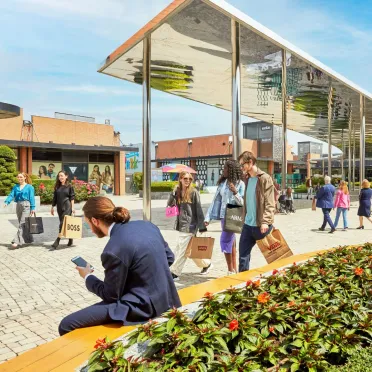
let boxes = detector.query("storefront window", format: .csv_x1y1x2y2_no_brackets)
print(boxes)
88,163,115,194
63,163,88,182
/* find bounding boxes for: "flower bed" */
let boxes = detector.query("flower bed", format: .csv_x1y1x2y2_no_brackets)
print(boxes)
85,245,372,372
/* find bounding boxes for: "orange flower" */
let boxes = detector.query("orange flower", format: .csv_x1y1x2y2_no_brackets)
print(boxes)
229,319,239,331
357,246,363,252
204,292,214,299
253,280,261,288
288,301,296,307
341,258,348,263
354,267,364,276
94,337,108,350
269,326,275,333
293,262,297,266
257,292,270,304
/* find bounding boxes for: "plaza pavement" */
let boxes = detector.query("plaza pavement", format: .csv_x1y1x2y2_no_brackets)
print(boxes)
0,194,370,363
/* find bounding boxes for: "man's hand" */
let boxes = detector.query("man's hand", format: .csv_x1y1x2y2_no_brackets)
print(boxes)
30,211,35,217
204,221,209,226
260,223,269,234
76,263,94,279
228,182,237,195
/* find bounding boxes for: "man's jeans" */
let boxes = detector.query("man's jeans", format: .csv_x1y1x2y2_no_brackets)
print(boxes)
321,208,335,230
334,207,348,229
239,224,272,272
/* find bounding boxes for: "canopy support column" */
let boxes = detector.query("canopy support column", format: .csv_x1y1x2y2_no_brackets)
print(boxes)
352,118,356,191
327,84,333,177
281,49,287,190
142,36,152,221
360,94,366,183
231,19,241,159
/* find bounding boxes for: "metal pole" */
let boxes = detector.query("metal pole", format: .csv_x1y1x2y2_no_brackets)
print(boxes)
352,118,356,191
348,111,352,186
327,84,333,177
231,19,241,159
341,129,344,180
360,94,366,183
142,36,151,221
281,49,287,191
322,159,325,176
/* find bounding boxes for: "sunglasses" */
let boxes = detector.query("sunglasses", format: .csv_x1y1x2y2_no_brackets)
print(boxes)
182,177,192,181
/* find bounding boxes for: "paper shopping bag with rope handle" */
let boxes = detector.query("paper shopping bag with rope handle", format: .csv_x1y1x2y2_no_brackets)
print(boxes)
256,229,293,264
61,215,83,239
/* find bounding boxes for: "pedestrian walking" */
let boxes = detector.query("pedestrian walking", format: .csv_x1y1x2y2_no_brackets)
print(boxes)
51,171,75,249
204,159,245,275
314,175,336,233
58,197,180,335
333,180,350,230
285,187,295,214
238,151,275,272
306,177,313,199
168,171,211,281
357,179,372,229
3,173,35,249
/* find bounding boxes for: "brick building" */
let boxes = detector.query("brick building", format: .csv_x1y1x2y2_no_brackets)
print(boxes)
0,109,137,195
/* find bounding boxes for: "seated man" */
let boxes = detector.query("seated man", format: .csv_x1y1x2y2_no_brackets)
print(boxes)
59,197,181,335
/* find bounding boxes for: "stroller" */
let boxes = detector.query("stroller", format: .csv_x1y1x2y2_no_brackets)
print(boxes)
278,193,287,214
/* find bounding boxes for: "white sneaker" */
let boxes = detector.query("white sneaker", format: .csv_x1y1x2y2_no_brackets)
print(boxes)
200,263,213,275
227,270,236,276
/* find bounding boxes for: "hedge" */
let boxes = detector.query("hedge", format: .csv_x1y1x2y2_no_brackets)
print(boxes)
0,145,17,196
139,181,178,192
326,346,372,372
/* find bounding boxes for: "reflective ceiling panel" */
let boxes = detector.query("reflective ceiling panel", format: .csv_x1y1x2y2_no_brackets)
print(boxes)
240,25,283,125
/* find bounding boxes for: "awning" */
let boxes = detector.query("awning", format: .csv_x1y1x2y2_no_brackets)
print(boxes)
98,0,372,144
0,102,21,119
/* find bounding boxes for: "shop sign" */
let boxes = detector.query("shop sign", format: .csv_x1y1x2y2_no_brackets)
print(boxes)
207,159,219,167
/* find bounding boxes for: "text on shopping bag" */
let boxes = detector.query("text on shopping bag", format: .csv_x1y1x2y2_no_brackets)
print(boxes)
62,215,83,239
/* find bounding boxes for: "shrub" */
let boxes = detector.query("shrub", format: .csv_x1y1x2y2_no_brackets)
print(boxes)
73,180,99,202
86,244,372,372
133,172,143,190
0,145,17,196
326,346,372,372
138,181,178,192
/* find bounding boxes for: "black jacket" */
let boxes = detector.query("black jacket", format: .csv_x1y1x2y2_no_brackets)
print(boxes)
85,221,181,325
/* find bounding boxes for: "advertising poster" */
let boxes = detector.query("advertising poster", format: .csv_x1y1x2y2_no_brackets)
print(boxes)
88,163,115,194
125,151,141,174
32,161,62,180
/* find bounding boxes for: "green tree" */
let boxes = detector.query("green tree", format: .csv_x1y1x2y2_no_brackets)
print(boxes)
0,146,18,196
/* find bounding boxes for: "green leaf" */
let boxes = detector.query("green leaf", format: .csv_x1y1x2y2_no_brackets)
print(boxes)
103,349,114,360
215,336,229,351
291,339,303,348
275,324,284,334
166,318,177,333
330,345,340,353
291,362,300,372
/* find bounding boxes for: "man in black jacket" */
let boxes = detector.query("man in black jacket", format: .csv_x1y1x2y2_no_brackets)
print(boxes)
58,197,181,335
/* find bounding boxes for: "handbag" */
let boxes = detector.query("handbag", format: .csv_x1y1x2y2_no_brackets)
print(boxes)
166,206,179,218
223,203,244,233
25,215,44,234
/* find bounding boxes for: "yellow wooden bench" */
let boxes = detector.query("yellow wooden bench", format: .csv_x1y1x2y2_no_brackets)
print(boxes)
0,251,326,372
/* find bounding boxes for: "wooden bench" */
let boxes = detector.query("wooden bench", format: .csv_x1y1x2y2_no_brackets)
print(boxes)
0,252,324,372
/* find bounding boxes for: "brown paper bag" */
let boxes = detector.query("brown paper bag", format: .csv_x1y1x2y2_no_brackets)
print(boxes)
184,236,215,260
61,215,83,239
312,198,316,211
256,229,293,264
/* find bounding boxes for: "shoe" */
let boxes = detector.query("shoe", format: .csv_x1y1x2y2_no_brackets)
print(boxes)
318,227,325,231
51,238,60,249
227,270,236,276
10,243,18,249
171,273,179,282
329,229,336,234
200,263,213,275
357,226,364,230
343,227,348,231
67,239,73,247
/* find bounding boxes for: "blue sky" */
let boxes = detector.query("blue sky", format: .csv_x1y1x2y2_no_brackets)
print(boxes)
1,0,371,153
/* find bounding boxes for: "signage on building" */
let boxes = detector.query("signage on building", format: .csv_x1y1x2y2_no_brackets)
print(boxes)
207,159,219,167
261,125,271,131
261,138,272,143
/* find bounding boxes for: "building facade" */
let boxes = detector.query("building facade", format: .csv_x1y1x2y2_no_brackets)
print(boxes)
0,110,137,195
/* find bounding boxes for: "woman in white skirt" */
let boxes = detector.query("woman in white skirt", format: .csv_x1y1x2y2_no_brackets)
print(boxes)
3,173,35,249
168,171,211,281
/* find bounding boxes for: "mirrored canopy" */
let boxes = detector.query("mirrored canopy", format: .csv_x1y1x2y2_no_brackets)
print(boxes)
98,0,372,146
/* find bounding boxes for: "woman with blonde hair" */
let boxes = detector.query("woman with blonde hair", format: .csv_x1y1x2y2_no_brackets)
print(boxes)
3,173,35,248
333,180,350,230
357,179,372,229
167,171,211,281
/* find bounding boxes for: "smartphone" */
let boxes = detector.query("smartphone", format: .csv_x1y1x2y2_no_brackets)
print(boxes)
71,256,94,270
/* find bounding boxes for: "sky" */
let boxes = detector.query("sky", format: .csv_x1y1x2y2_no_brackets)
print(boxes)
1,0,372,154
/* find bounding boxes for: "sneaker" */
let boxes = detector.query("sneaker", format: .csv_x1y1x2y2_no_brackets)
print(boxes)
171,273,179,282
318,227,325,231
200,263,213,275
329,229,336,234
227,270,236,276
10,243,18,249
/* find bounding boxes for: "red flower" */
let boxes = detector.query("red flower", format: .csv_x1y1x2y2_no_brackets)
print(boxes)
354,267,364,276
269,326,275,333
229,319,239,331
246,280,253,287
257,292,270,304
293,262,297,266
272,269,279,275
94,337,108,350
204,292,214,299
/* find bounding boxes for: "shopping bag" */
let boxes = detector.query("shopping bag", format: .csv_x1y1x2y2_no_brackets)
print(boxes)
184,236,215,260
61,215,83,239
312,199,316,211
256,229,293,264
25,215,44,234
223,204,244,233
166,206,179,218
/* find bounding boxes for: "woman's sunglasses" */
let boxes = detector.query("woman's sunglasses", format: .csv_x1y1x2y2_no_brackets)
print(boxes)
182,177,192,181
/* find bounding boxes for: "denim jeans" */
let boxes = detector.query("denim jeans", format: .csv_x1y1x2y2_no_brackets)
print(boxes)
334,207,348,229
321,208,335,230
239,224,272,272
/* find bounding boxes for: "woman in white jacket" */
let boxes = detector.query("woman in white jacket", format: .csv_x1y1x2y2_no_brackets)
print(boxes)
204,160,245,275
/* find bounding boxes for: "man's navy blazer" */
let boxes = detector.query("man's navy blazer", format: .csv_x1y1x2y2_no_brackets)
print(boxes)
85,220,181,325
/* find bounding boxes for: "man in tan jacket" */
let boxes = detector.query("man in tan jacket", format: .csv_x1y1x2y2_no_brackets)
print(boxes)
238,151,275,272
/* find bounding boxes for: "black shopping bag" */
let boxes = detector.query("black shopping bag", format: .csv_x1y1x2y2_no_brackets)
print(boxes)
223,203,244,234
26,215,44,234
